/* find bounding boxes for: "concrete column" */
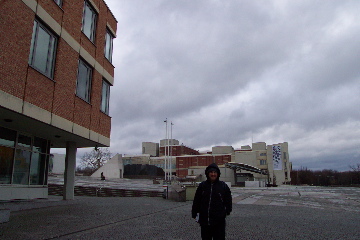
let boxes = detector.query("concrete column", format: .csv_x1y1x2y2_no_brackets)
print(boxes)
63,141,77,200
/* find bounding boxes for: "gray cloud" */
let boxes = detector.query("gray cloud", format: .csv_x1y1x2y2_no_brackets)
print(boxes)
62,0,360,172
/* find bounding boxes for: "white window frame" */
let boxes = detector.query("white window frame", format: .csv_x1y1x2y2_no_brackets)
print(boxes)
104,29,114,62
82,1,97,42
101,79,110,114
76,59,92,102
28,19,57,78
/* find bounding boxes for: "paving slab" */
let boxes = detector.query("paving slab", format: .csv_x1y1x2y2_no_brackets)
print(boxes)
1,195,360,239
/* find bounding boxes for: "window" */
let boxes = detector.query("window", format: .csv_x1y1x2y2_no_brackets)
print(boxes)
101,80,110,114
76,59,92,102
0,146,14,184
29,19,57,78
0,127,16,147
104,29,114,62
13,149,31,185
260,160,267,165
30,138,48,185
0,128,49,186
53,0,62,7
82,1,97,42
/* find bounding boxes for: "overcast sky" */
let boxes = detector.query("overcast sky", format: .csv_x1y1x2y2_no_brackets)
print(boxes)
58,0,360,172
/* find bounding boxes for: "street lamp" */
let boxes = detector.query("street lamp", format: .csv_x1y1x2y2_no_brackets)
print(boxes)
170,121,174,181
164,118,168,181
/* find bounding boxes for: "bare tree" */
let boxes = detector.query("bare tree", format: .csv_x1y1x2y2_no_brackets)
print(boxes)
349,163,360,184
349,163,360,172
79,148,112,173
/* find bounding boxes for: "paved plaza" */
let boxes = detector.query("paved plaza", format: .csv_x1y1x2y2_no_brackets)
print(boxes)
1,178,360,239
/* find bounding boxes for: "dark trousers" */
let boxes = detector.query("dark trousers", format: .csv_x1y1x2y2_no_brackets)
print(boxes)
201,221,226,240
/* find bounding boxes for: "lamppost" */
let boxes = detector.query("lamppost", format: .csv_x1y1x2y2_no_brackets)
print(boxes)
170,121,174,181
164,118,168,181
164,119,174,182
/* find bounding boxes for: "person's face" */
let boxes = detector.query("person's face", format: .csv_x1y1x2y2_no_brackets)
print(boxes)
209,171,218,182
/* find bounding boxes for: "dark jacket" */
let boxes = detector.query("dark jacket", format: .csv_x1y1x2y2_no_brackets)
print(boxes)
191,163,232,226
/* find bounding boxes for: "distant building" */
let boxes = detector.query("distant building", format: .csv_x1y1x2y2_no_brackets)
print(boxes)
104,140,292,186
0,0,117,200
142,142,159,157
91,154,123,179
49,153,65,175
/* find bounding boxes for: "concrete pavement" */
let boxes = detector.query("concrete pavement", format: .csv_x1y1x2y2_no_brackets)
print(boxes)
1,179,360,239
1,194,360,239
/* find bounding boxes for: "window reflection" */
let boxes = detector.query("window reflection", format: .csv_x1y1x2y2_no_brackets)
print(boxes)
0,127,16,147
1,128,49,186
17,134,31,149
30,152,47,185
13,149,31,185
0,146,14,184
33,137,47,153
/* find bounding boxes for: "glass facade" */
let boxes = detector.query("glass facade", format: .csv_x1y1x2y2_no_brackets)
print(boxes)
0,126,49,186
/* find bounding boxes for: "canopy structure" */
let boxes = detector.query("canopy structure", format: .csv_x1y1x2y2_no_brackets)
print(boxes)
225,162,268,175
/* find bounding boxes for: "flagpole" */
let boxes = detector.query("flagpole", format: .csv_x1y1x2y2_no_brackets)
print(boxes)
164,118,167,181
170,121,174,181
167,128,169,181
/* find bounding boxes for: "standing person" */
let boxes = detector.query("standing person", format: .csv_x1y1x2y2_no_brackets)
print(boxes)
192,163,232,240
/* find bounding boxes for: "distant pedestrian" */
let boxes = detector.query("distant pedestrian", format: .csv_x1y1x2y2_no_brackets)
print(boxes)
101,172,105,181
192,163,232,240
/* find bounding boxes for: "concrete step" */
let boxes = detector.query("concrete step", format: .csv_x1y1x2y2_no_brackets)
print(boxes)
48,184,163,198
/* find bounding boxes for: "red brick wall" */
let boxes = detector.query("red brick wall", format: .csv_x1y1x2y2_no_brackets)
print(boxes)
98,113,111,136
160,145,200,156
0,0,116,139
38,0,64,24
215,155,232,165
62,1,83,43
176,156,213,178
0,0,34,98
176,155,231,177
24,68,55,112
52,39,78,122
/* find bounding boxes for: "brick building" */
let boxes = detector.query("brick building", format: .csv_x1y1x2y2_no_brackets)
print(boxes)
180,143,292,186
0,0,117,200
101,139,291,186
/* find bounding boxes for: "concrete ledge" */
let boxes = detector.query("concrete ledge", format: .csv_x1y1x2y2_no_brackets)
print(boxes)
0,209,10,223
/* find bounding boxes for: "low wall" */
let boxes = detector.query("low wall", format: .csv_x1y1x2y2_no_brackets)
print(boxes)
245,181,266,187
0,186,48,201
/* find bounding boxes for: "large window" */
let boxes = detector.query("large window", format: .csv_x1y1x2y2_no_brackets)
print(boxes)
0,127,16,184
104,29,114,62
29,19,57,78
0,127,49,186
101,80,110,114
30,138,48,185
76,59,92,102
82,1,97,42
0,146,14,184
